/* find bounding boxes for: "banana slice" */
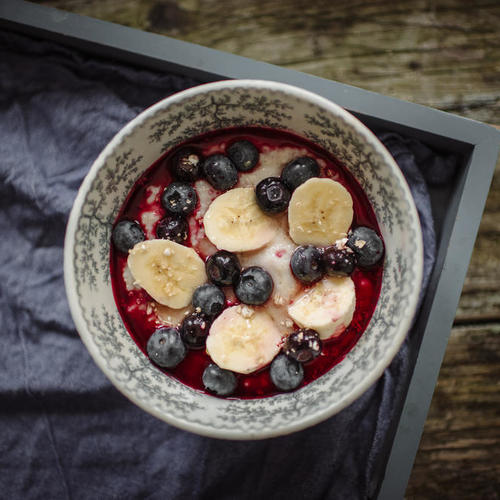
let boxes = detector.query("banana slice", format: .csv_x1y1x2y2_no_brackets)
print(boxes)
203,187,278,252
288,178,353,246
288,276,356,340
127,239,206,309
206,305,283,374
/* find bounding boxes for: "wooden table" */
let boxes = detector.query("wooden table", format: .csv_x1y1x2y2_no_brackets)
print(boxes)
32,0,500,496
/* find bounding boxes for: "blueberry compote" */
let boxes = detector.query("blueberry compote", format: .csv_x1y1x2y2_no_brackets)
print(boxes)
110,127,383,399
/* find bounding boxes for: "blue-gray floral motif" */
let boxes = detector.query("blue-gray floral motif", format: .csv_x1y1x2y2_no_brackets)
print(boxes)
68,82,422,438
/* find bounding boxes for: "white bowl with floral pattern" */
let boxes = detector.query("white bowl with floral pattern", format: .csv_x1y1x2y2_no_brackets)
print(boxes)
64,80,423,440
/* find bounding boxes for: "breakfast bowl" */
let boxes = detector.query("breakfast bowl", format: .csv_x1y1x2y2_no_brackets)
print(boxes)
64,79,423,440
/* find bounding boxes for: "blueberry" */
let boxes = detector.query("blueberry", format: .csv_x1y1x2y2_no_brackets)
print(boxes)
290,245,324,284
192,283,226,317
172,148,201,182
283,329,322,363
156,216,189,244
281,156,320,191
180,312,211,349
323,245,356,276
255,177,291,214
161,182,198,216
206,250,241,286
112,220,145,253
202,363,237,396
270,354,304,391
146,327,186,369
227,140,259,172
235,266,273,305
202,154,238,191
347,226,384,267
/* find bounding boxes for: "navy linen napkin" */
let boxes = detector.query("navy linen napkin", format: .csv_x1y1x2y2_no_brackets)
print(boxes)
0,31,456,500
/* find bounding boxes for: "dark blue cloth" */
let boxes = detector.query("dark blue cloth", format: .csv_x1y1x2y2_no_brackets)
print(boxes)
0,31,456,499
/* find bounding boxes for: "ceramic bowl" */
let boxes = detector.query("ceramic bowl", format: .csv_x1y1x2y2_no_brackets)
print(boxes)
64,80,423,440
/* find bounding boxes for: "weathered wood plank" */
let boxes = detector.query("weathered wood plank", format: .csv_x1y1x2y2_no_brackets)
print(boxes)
406,324,500,499
34,0,500,122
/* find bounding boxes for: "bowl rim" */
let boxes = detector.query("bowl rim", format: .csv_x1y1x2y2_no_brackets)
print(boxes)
64,79,423,439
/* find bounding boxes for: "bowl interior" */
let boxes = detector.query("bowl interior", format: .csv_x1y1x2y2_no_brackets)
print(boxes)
64,80,422,439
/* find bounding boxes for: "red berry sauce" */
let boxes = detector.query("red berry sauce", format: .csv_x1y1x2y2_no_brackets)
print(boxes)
110,127,383,399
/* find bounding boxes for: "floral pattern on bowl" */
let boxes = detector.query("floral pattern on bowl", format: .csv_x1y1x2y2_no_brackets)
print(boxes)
64,80,423,440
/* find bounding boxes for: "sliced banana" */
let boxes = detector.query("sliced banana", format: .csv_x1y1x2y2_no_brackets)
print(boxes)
288,276,356,340
206,305,283,374
203,187,278,252
127,239,206,309
288,178,353,246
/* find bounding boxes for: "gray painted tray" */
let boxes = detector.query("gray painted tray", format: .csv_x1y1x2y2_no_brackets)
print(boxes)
1,1,498,498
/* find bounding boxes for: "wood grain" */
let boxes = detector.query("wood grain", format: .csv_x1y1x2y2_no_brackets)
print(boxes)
406,324,500,499
31,0,500,497
36,0,500,123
